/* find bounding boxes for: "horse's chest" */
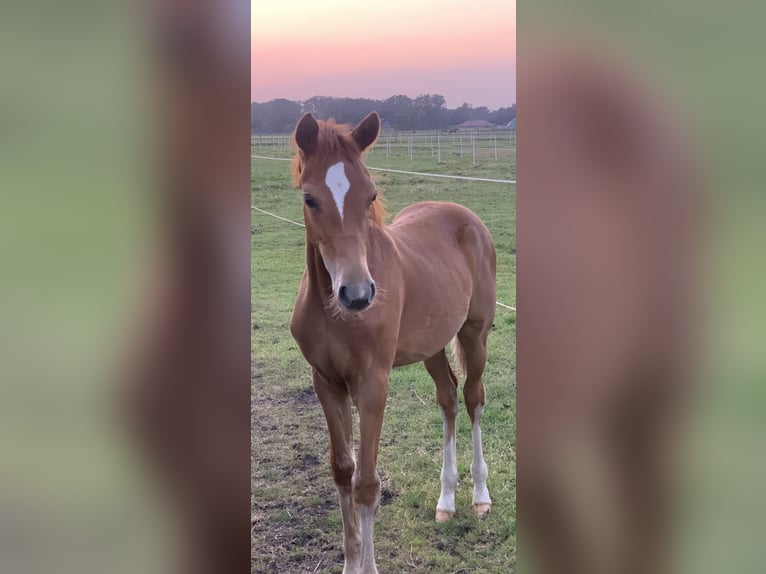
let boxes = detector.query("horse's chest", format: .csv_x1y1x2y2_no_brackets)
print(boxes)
293,315,389,377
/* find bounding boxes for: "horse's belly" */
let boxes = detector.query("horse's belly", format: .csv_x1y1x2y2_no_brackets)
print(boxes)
392,350,429,367
393,303,468,366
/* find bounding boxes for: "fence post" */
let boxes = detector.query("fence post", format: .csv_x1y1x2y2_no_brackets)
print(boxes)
472,135,476,165
494,135,497,161
437,133,441,163
409,134,413,161
460,135,463,158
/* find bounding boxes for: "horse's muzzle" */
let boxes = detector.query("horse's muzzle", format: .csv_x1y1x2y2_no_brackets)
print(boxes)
338,281,376,311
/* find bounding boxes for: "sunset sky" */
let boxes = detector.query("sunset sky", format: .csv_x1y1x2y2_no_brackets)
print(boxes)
251,0,515,109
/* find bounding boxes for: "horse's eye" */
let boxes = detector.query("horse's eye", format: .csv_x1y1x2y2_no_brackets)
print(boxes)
369,193,377,205
304,195,318,209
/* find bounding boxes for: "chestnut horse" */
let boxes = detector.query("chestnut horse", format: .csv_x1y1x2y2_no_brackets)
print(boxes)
289,111,496,574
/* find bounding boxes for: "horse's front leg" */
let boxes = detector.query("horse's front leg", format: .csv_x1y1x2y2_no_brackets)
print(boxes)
350,369,389,574
312,369,362,574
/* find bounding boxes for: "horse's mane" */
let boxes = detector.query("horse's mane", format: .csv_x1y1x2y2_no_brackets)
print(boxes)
291,118,386,227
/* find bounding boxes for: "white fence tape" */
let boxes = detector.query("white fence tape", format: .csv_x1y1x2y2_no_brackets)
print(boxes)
251,205,305,227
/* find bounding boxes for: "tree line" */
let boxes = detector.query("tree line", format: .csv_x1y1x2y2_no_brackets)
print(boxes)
251,95,516,134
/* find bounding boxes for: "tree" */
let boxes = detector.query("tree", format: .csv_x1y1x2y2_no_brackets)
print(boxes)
489,104,516,126
250,95,515,133
411,94,447,129
257,98,302,133
381,95,413,129
448,103,473,126
251,102,266,132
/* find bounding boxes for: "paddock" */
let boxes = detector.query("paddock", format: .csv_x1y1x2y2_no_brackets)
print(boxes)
251,131,516,573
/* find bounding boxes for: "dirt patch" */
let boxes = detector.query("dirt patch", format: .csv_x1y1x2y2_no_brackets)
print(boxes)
380,486,397,506
298,453,320,468
291,385,318,406
252,380,343,573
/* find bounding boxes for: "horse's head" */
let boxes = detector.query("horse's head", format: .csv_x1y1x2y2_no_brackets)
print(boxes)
292,111,384,313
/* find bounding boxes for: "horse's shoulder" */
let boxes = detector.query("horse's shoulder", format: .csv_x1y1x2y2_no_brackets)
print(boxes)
290,284,321,343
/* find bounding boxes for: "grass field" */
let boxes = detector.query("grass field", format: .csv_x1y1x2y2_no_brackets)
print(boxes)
251,138,516,573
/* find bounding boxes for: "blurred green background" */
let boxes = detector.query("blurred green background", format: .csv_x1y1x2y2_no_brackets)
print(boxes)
0,3,167,573
521,1,766,572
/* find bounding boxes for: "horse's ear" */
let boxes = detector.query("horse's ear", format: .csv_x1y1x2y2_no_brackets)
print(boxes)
351,112,380,152
294,112,319,156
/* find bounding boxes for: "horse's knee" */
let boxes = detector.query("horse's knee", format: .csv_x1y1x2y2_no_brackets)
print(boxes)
331,451,355,488
352,471,381,507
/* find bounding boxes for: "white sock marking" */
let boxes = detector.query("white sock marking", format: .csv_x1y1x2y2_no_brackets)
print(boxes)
471,405,491,505
325,161,350,223
437,406,458,513
338,489,361,573
358,503,379,574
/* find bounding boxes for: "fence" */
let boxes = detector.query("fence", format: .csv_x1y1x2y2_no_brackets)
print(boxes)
252,129,516,165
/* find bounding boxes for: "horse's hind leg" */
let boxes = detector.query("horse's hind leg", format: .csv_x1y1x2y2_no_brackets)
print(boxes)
424,349,460,522
457,319,492,517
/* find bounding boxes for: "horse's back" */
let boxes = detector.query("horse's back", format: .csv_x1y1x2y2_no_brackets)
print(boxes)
390,201,495,279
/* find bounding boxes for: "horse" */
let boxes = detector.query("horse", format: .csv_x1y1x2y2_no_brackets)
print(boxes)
288,111,497,574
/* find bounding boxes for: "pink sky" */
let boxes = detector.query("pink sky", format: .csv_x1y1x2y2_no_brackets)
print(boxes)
252,0,515,109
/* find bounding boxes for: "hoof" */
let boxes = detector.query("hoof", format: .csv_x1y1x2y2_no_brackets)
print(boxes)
473,503,491,518
435,509,454,522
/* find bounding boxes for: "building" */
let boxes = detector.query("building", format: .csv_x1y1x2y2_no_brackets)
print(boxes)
455,119,497,129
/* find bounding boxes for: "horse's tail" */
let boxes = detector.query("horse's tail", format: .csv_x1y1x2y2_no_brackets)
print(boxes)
450,335,467,378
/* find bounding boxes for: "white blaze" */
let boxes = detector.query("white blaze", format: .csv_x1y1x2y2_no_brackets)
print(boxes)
325,161,351,223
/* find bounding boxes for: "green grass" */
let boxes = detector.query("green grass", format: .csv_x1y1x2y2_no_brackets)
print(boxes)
251,141,516,573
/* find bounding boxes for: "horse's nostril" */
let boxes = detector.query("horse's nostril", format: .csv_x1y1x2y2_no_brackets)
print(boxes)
347,297,370,311
338,284,372,311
